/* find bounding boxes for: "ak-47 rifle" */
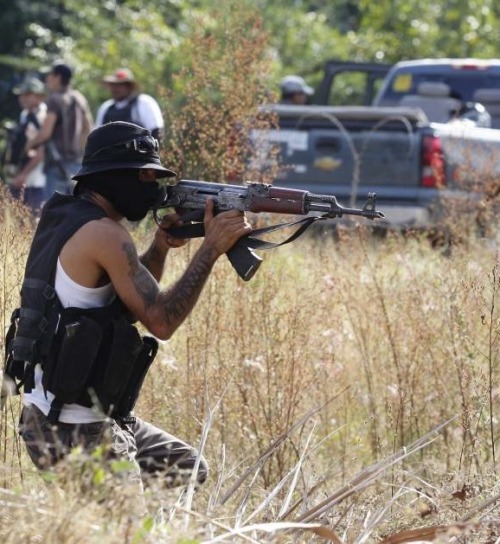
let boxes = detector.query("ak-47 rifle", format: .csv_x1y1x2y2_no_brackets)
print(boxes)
154,180,386,281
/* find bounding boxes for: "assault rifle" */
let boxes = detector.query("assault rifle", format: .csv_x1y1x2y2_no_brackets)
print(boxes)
154,180,386,281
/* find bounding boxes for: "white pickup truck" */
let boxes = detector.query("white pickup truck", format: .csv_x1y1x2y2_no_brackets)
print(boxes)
251,59,500,229
373,58,500,126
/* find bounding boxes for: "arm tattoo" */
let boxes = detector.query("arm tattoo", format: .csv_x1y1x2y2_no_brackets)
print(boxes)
140,244,165,281
160,247,215,327
124,240,216,334
123,242,158,308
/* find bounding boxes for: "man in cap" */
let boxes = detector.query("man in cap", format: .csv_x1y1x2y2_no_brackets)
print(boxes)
6,121,251,491
28,62,93,199
279,75,314,105
95,68,164,140
6,78,47,214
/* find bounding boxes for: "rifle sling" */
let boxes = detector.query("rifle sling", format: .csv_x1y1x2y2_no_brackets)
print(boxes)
167,212,326,252
167,212,326,281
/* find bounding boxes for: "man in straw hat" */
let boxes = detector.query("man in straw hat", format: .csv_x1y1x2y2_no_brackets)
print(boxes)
95,68,165,140
4,120,251,491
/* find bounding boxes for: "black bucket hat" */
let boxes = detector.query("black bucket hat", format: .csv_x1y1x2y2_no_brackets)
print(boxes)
72,121,176,181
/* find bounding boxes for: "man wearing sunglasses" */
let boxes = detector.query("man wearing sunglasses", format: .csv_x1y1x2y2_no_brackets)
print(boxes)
5,121,251,493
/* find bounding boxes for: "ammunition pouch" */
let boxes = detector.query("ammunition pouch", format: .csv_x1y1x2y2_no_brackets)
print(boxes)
43,315,104,404
3,294,158,423
95,316,158,417
41,312,158,422
3,280,62,395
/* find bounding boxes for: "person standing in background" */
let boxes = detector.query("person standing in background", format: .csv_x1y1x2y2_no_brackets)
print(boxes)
7,78,47,215
279,75,314,105
28,62,93,199
95,68,164,141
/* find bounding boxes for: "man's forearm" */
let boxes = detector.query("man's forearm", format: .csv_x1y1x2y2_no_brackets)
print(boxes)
140,243,168,281
29,112,56,150
123,239,216,339
18,156,40,178
29,133,49,149
158,244,217,332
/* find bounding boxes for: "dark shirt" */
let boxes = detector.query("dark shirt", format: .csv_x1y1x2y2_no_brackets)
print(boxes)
46,88,91,161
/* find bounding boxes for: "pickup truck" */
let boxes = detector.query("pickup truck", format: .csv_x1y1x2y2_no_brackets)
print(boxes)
249,59,500,229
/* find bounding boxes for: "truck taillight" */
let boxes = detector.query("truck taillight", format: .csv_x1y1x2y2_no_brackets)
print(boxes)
421,134,446,188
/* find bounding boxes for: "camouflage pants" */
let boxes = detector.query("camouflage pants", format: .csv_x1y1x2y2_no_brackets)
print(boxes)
19,404,208,488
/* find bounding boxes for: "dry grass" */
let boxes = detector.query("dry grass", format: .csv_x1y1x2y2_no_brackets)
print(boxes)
2,188,500,541
2,5,500,542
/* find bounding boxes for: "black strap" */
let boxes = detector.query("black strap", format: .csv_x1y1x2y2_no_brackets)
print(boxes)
167,210,326,281
23,278,46,289
47,398,64,425
3,309,20,385
4,309,19,357
26,110,41,131
19,308,44,320
23,278,56,300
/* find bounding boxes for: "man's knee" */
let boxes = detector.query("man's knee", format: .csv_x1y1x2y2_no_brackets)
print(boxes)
146,453,209,488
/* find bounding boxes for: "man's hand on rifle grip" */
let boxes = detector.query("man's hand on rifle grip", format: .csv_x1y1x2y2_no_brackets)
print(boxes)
203,198,252,257
155,212,190,251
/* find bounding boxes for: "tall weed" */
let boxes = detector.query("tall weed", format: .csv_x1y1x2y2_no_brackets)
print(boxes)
2,3,500,540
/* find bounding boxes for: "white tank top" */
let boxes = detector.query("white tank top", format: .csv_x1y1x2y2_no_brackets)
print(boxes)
23,258,116,423
55,258,115,309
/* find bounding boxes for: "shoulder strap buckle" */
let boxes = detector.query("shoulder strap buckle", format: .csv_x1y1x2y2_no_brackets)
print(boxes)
43,284,56,300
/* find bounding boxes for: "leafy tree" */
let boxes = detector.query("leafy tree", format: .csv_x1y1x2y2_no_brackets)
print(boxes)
0,0,67,121
57,0,183,116
161,4,277,182
2,0,500,124
352,0,500,62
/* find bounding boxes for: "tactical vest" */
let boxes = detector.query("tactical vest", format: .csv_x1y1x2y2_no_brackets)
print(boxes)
3,194,158,422
5,111,40,170
102,96,139,124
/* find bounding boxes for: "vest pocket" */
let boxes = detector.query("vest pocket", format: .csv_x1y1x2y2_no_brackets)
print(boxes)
47,316,103,403
98,318,158,417
113,335,158,417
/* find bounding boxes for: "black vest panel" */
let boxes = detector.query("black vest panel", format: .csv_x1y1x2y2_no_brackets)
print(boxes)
102,96,138,124
24,194,108,286
11,194,112,365
5,194,158,421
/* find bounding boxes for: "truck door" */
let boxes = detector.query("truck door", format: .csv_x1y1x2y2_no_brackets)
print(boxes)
314,61,392,106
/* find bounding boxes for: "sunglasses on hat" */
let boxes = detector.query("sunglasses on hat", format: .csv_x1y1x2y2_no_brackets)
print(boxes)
90,135,160,159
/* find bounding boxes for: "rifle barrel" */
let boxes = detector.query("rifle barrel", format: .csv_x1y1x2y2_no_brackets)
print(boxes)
306,193,385,219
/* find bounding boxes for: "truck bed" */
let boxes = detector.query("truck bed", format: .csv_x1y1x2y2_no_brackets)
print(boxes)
250,104,500,228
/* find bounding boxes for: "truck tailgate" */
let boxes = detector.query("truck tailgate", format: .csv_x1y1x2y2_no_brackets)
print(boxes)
432,122,500,189
251,105,427,209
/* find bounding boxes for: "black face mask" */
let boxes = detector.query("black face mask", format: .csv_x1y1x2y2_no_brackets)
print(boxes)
111,176,161,221
80,170,162,221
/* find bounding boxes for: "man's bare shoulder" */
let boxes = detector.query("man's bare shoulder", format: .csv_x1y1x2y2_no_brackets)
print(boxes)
60,217,135,287
75,215,124,233
66,217,133,258
83,216,127,232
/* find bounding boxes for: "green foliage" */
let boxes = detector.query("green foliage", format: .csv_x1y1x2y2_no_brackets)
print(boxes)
0,0,67,121
132,516,155,544
160,4,278,181
57,0,182,112
354,0,500,62
2,0,500,122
